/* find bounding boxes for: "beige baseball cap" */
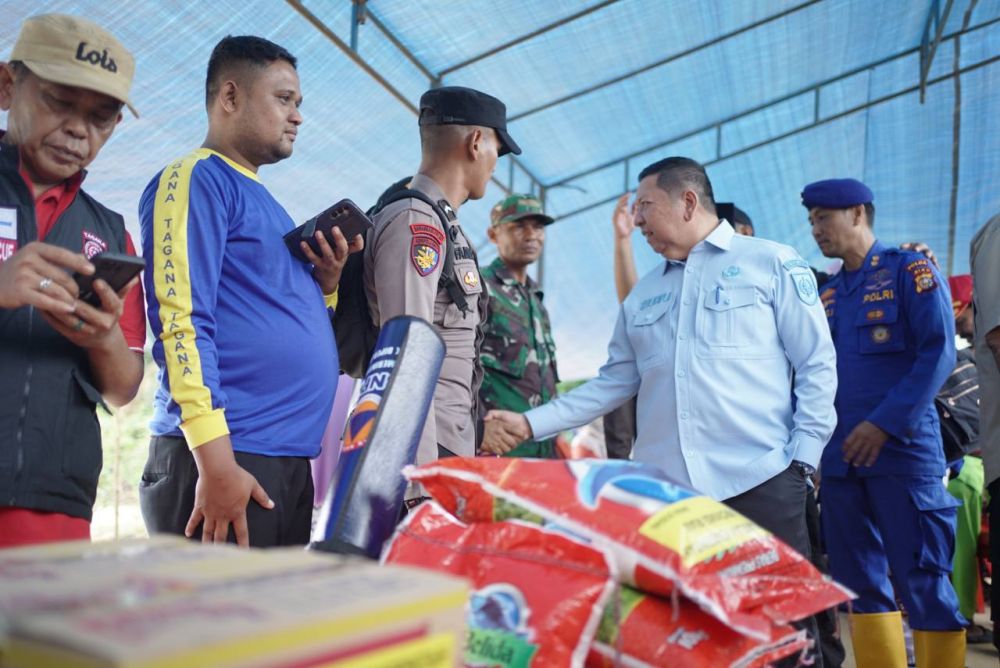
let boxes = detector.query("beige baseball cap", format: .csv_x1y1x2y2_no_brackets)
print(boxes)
10,14,138,117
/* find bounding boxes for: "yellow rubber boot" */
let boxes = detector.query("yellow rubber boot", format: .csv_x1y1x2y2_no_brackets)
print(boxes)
913,629,966,668
850,611,908,668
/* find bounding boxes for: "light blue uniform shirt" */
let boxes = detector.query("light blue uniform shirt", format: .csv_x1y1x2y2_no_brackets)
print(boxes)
526,222,837,500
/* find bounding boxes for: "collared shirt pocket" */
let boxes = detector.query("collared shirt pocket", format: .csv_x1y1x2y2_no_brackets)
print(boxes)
700,285,757,348
856,302,905,354
629,299,671,371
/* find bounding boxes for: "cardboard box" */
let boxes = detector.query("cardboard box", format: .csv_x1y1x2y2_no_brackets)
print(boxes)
0,535,336,619
0,538,467,667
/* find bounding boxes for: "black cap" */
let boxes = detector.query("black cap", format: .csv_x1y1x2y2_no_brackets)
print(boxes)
717,202,754,231
418,86,522,157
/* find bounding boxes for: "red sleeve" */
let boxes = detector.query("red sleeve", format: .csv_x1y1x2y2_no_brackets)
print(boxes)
119,232,147,351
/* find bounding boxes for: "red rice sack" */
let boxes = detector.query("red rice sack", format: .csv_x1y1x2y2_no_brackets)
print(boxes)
406,458,853,640
587,585,808,668
382,501,614,667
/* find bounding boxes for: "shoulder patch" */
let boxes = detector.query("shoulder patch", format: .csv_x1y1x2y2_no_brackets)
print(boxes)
783,258,818,304
906,258,937,294
409,223,445,244
410,223,443,277
793,271,818,305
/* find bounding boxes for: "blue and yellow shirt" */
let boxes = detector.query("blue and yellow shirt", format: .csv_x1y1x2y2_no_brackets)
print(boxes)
139,149,338,457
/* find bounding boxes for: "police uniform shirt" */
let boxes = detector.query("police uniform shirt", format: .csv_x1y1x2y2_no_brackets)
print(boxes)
526,221,837,501
972,216,1000,486
820,240,956,478
363,174,486,462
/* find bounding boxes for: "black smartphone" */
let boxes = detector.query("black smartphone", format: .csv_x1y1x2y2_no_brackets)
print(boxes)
284,198,372,263
74,252,146,308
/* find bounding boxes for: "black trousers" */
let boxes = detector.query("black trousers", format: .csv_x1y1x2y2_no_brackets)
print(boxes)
602,396,637,460
806,487,846,667
139,435,314,548
724,464,825,668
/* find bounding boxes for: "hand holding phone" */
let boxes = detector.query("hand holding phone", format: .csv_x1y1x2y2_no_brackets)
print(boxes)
284,199,372,263
73,252,145,308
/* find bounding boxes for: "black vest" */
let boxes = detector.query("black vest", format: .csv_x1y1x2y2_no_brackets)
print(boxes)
0,143,127,520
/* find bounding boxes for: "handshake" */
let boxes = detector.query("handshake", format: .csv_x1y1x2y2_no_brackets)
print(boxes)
480,410,533,456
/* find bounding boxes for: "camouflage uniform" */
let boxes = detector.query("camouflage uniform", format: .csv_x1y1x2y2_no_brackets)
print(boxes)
479,194,560,458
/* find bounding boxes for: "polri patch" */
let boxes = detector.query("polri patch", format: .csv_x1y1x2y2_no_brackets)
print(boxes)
915,273,937,293
410,223,445,277
906,259,937,293
871,326,891,344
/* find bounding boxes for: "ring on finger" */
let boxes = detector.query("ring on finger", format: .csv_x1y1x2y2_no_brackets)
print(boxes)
38,277,53,290
73,318,85,332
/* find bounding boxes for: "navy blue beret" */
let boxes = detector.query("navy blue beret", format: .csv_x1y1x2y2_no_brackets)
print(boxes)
801,178,874,209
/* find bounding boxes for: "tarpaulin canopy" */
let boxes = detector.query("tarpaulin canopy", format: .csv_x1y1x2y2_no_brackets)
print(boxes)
3,0,998,376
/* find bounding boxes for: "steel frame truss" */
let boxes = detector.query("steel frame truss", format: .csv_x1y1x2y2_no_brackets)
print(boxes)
285,0,544,198
548,16,1000,222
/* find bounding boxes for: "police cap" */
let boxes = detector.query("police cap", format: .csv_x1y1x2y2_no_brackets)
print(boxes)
801,178,874,210
419,86,522,157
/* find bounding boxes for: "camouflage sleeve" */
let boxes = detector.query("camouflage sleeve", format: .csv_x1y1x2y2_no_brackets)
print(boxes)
371,207,445,323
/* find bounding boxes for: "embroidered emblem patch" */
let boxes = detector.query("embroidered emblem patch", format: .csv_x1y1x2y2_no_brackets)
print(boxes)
795,274,817,305
866,309,885,321
916,273,936,292
463,270,479,288
409,223,445,277
783,258,817,305
82,230,108,259
906,259,937,293
723,265,741,278
864,268,893,291
871,326,891,343
411,243,440,276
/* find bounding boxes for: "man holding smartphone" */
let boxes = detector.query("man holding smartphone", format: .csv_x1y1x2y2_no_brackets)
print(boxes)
139,36,357,547
0,14,146,547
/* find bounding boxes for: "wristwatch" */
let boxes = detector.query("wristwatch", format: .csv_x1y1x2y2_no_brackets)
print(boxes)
792,460,816,477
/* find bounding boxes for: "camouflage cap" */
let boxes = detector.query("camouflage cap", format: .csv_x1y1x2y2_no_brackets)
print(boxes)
489,194,555,227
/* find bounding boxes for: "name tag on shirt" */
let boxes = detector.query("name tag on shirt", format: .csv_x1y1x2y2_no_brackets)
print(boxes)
0,207,17,261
